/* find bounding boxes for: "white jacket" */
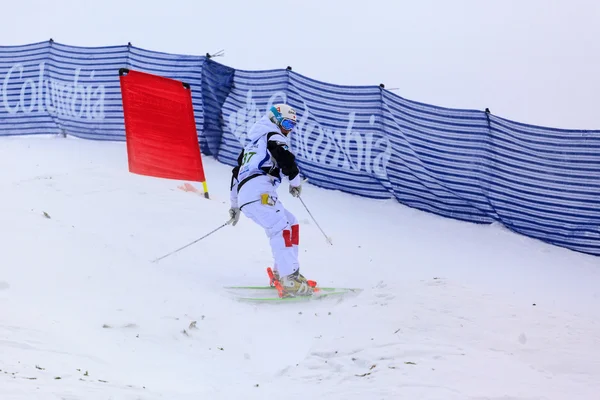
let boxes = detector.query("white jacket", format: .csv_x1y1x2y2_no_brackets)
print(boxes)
230,114,301,209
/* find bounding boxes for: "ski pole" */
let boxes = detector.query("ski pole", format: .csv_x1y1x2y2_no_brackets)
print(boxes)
298,195,333,245
152,219,233,263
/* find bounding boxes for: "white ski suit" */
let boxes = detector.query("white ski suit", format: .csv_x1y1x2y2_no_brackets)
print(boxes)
229,114,303,278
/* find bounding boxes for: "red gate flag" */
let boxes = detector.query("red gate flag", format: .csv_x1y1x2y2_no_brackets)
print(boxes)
119,68,208,196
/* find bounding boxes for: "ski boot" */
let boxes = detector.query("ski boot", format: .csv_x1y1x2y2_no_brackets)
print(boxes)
267,267,317,298
279,270,315,298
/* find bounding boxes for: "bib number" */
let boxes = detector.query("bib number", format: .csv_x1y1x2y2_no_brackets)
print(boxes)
242,151,256,165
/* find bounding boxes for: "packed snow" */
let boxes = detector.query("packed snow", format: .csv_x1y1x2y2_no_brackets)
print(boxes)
1,135,599,399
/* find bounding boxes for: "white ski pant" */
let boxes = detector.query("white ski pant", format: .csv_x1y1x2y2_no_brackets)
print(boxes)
241,197,299,278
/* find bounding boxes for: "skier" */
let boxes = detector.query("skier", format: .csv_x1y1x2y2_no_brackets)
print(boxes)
228,104,314,298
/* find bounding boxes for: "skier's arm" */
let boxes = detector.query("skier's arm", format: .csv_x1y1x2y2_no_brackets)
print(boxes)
267,132,301,187
229,150,244,208
230,171,239,209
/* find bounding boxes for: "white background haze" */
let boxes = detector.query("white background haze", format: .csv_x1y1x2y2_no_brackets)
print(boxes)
1,0,599,129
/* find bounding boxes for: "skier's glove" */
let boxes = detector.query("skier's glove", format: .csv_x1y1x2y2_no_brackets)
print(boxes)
228,207,240,226
289,184,302,198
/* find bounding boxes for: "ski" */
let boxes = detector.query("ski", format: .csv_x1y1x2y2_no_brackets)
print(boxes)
224,285,360,292
224,286,362,303
224,266,362,303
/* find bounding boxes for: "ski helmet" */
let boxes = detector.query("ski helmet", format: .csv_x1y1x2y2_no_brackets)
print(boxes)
268,104,297,133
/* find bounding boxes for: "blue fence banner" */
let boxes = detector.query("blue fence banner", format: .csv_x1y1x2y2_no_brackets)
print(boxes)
1,40,599,256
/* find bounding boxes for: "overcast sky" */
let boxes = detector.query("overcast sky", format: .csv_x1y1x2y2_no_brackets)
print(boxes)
2,0,599,129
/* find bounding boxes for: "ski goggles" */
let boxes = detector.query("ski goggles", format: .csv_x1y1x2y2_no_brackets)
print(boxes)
280,118,296,131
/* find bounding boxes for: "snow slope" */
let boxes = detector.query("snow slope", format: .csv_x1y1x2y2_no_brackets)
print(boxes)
1,135,599,400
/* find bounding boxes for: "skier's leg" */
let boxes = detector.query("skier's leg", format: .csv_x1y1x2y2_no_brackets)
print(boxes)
242,200,298,277
281,204,299,269
242,199,311,296
275,203,311,295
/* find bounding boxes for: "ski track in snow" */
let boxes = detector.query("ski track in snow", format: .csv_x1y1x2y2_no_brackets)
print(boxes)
1,136,599,400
